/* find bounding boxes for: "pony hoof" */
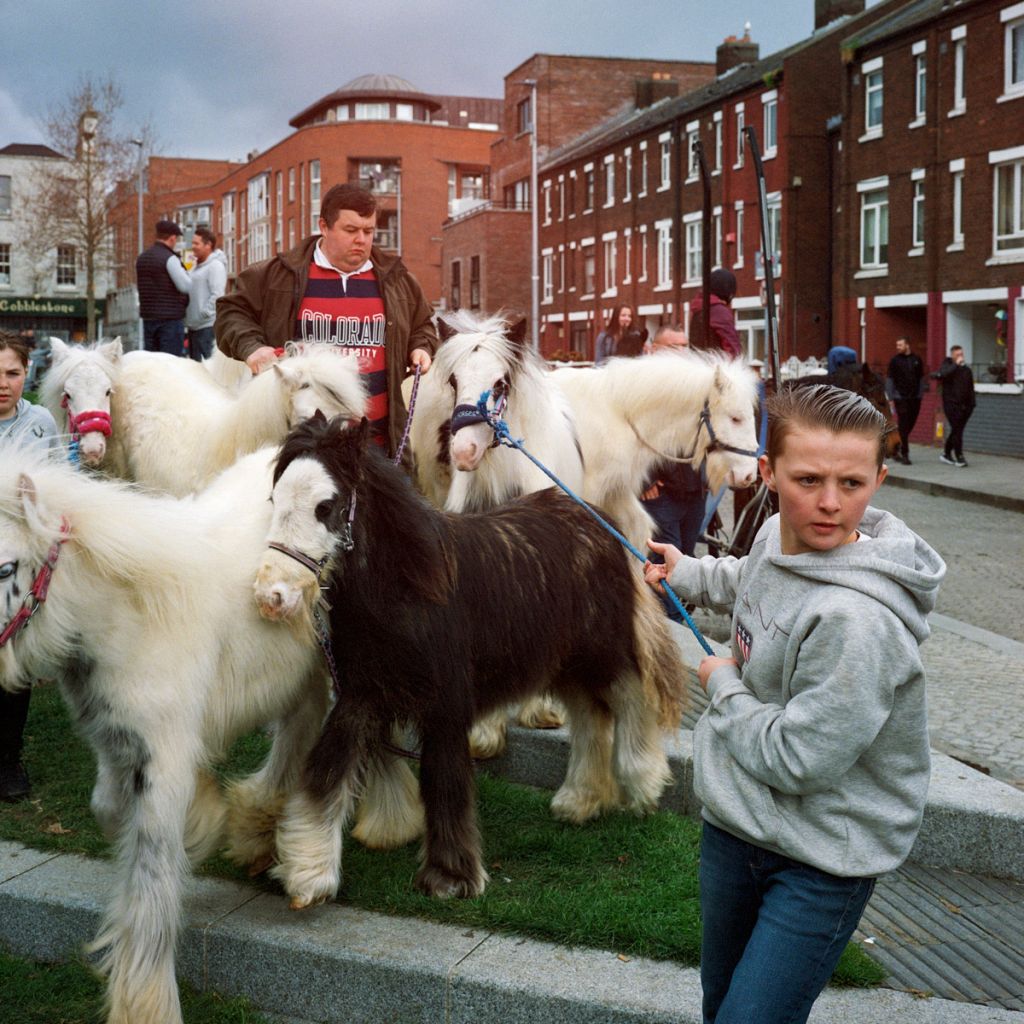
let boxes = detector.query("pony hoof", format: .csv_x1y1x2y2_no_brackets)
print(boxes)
248,853,275,877
517,709,564,729
289,892,330,911
550,789,603,825
415,866,488,899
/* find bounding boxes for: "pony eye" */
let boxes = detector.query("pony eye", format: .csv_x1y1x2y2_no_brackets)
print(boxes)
0,561,17,581
315,500,334,522
105,388,112,397
447,374,457,391
299,382,311,390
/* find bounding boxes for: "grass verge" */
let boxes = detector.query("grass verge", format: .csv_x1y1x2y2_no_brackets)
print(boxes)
1,682,885,987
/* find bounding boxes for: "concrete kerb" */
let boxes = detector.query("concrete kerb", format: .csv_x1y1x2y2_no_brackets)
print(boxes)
3,839,1023,1024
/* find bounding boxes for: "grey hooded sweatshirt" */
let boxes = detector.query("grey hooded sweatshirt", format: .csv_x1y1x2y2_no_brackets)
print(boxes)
185,249,228,331
670,506,945,877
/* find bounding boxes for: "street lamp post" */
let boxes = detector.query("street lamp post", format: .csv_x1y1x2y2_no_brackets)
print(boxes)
78,108,99,341
130,139,145,350
517,79,540,352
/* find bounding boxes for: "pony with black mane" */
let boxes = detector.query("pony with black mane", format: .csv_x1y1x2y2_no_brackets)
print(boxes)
254,413,687,907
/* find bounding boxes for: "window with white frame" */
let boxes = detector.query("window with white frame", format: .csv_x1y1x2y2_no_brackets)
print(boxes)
583,245,596,295
734,201,745,268
568,172,576,217
950,159,965,248
56,245,76,286
714,113,723,172
1004,5,1024,99
470,255,480,309
623,228,632,284
222,192,236,274
517,97,533,134
603,155,615,207
684,214,702,284
659,135,671,190
0,176,10,217
288,217,295,251
288,167,295,203
558,176,565,220
638,224,648,281
623,147,632,201
656,219,673,288
450,260,461,310
543,180,552,224
247,173,271,265
355,102,389,120
309,160,321,234
542,250,554,303
863,58,884,135
952,28,967,113
602,234,617,294
859,179,889,268
639,141,648,197
735,105,746,167
714,207,723,267
911,170,926,251
275,171,283,250
993,153,1024,256
686,122,700,180
395,103,414,121
762,92,778,156
0,243,11,285
913,43,927,122
767,193,782,274
558,247,565,293
584,166,595,211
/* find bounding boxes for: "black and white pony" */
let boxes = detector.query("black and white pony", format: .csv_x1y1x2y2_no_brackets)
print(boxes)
409,310,586,753
552,352,761,550
0,448,420,1024
254,414,687,907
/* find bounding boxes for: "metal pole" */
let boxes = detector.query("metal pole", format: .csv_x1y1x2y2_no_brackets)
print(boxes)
527,79,539,351
743,126,780,386
695,140,712,349
131,139,144,351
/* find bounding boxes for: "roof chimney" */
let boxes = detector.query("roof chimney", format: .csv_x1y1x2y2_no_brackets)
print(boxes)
814,0,865,30
716,24,759,75
635,73,680,109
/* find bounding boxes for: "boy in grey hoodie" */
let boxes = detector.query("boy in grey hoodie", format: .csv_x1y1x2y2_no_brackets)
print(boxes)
646,383,944,1024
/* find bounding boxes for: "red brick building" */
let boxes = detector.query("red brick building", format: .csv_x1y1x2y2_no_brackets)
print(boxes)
109,75,501,307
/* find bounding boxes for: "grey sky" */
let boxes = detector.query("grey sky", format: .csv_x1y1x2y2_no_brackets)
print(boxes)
4,0,880,161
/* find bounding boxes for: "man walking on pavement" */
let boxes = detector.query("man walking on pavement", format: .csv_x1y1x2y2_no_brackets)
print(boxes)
933,344,976,467
185,227,227,362
136,219,191,357
216,182,435,457
886,335,925,464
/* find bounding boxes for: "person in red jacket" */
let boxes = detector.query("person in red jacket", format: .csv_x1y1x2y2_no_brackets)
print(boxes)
689,268,741,358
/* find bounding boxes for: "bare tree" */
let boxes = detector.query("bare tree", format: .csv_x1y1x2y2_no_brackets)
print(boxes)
24,76,150,340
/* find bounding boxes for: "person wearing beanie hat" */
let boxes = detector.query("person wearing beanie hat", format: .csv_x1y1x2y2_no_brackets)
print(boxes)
689,268,741,357
135,219,191,356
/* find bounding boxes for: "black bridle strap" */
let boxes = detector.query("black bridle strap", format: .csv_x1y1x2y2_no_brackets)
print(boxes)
266,541,326,576
627,399,760,465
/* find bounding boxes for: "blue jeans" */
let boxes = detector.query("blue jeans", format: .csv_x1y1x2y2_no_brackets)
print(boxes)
187,325,215,361
699,821,875,1024
143,319,185,357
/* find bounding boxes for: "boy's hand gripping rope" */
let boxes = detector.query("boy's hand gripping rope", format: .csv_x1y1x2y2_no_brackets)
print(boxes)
474,390,716,657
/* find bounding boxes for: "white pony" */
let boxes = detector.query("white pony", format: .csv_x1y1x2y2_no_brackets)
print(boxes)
0,449,422,1024
106,343,367,495
552,352,761,551
40,337,123,467
409,310,585,754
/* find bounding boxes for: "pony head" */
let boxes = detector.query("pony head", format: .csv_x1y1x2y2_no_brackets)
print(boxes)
273,343,368,428
43,338,121,467
830,361,901,459
255,413,368,623
697,358,760,493
434,311,530,472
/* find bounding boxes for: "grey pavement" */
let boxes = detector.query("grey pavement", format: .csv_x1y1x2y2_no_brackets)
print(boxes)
2,445,1023,1023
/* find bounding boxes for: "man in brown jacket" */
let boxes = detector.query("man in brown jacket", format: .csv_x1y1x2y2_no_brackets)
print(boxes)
216,182,436,457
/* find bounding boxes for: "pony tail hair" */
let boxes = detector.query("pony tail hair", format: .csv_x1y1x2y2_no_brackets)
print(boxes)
630,572,689,729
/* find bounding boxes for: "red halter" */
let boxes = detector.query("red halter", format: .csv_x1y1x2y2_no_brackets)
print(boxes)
61,394,112,438
0,517,71,649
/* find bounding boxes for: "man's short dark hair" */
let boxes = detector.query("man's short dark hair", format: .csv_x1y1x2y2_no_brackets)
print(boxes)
194,226,217,248
950,345,964,354
320,183,377,227
0,329,30,369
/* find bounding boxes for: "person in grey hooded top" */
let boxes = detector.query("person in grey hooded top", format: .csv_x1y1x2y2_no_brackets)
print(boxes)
646,383,944,1024
185,226,228,362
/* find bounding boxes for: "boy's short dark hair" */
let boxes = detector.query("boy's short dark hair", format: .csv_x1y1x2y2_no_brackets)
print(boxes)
320,183,377,228
768,383,888,468
193,226,217,248
0,329,30,369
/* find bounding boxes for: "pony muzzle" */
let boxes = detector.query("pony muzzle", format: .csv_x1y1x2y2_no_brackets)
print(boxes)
254,552,319,622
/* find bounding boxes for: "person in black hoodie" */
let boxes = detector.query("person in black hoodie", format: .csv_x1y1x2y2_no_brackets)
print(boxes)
885,336,925,464
932,345,976,467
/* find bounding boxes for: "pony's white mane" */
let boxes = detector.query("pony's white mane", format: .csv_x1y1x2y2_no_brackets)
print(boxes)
433,313,549,386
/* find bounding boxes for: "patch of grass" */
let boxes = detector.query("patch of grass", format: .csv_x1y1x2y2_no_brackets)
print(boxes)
2,683,885,988
0,950,273,1023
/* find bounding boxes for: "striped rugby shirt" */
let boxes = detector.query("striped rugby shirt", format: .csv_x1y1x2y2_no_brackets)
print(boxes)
295,243,388,443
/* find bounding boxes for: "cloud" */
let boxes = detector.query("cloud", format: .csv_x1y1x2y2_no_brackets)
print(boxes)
0,89,46,147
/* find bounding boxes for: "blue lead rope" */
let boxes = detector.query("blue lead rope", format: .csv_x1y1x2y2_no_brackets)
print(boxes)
475,392,716,657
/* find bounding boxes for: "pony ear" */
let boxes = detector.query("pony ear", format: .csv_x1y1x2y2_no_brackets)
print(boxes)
862,361,874,382
273,361,297,388
505,313,529,346
436,318,457,343
49,337,69,361
712,364,726,393
310,409,328,425
99,337,123,364
17,473,38,509
356,416,371,450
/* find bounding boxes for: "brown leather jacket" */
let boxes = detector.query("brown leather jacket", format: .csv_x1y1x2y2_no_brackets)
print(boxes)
215,236,437,455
